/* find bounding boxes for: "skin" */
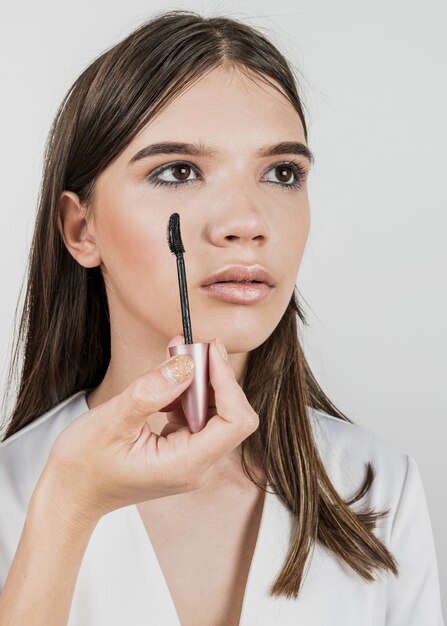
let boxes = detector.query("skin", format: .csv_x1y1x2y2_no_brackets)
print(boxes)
57,63,311,487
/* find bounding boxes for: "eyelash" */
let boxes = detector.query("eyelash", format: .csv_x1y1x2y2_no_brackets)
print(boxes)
146,159,308,191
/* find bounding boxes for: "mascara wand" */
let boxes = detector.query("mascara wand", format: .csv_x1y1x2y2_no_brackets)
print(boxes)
167,213,193,344
166,212,210,433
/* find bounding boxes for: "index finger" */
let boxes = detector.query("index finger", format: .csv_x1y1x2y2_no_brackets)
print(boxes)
186,339,259,469
159,334,186,412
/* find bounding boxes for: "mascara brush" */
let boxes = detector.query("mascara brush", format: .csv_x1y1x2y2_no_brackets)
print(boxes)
166,213,210,433
167,213,193,344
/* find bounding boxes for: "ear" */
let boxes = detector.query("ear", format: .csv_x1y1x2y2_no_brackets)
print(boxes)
57,191,102,268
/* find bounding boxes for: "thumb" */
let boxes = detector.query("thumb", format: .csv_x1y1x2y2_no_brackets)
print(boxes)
107,352,195,435
159,334,186,413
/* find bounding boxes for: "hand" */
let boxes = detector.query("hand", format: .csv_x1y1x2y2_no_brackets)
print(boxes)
37,337,259,524
157,335,219,436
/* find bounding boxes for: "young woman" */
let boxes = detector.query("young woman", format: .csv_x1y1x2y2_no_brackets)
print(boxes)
0,9,443,626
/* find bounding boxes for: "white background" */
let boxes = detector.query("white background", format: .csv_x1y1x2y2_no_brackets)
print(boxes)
1,0,445,616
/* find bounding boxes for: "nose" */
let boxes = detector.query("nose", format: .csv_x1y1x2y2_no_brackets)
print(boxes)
206,195,270,248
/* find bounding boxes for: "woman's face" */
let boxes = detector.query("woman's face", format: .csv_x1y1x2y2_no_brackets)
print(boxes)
64,65,312,359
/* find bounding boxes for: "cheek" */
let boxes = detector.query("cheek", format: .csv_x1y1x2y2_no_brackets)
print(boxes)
283,205,310,280
101,208,158,273
95,203,179,319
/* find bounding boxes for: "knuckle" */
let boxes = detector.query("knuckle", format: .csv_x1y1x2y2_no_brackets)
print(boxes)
129,376,161,412
243,410,260,434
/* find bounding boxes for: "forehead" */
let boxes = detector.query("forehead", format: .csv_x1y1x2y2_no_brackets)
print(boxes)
126,65,306,156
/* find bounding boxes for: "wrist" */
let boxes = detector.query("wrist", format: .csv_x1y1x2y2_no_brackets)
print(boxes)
30,461,103,533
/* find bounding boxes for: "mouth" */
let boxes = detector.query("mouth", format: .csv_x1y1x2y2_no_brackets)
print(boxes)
213,280,262,284
201,265,275,287
200,264,275,303
201,280,273,304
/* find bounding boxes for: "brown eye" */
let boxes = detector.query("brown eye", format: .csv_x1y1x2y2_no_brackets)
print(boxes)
147,161,199,188
275,165,294,184
171,164,191,181
147,159,307,191
263,161,306,190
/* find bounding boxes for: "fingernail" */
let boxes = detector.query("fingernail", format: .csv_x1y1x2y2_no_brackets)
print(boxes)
161,355,195,384
215,337,228,361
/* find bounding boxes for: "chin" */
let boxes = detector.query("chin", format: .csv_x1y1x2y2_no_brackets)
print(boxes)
205,327,274,355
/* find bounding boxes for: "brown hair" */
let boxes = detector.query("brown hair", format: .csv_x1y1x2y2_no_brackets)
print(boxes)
0,9,398,597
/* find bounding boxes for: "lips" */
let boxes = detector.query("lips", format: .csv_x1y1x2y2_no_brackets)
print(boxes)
201,281,273,304
201,264,275,287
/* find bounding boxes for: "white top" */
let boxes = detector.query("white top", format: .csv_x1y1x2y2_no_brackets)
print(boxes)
0,390,444,625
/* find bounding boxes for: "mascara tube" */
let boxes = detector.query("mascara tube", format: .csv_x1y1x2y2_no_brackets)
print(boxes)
168,342,210,433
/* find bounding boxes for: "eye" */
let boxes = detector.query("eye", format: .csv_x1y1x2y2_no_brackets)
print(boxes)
146,159,308,190
262,161,308,190
147,161,199,189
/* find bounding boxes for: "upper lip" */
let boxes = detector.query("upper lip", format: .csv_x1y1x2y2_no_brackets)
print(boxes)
201,264,275,287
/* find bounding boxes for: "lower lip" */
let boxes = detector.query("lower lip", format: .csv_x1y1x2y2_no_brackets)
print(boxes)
201,282,273,304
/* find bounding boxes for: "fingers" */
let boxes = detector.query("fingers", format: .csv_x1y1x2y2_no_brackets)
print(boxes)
166,334,186,359
164,404,188,427
107,350,195,435
159,422,188,437
187,338,259,469
159,334,186,413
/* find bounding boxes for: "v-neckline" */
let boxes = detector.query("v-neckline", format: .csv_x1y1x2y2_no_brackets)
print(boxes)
78,389,274,625
130,481,272,626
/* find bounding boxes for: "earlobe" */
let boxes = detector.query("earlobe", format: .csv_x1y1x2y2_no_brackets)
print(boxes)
58,190,102,268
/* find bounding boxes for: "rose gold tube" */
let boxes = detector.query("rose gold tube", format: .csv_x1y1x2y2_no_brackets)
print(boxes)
168,342,210,433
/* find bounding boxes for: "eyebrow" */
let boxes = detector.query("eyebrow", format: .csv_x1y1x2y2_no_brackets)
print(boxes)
128,140,315,166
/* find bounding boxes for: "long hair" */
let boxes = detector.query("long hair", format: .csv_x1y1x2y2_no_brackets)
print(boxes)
0,9,398,597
